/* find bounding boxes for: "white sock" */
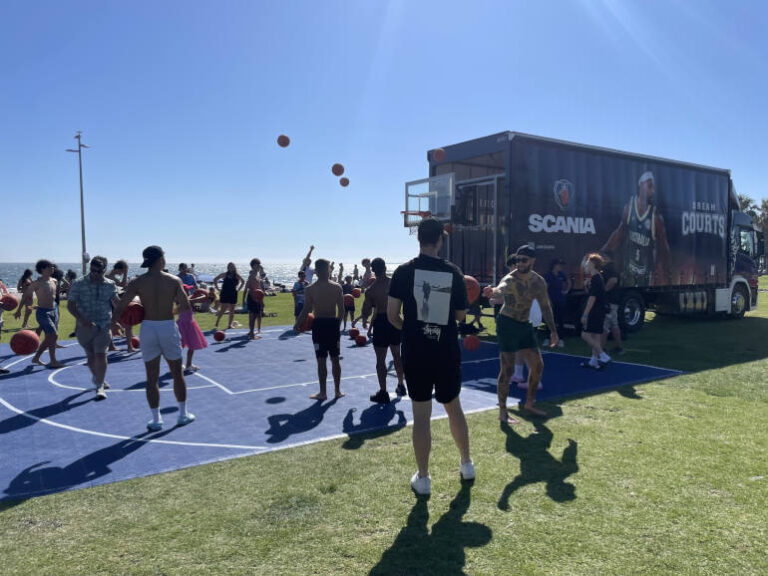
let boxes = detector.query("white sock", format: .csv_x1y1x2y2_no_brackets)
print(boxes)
514,364,524,379
599,352,611,363
151,408,161,423
178,402,187,418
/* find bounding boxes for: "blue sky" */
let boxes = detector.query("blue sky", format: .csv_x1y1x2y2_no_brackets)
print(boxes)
1,0,766,264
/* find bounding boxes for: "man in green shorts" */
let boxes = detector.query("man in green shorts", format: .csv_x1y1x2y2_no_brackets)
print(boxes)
483,245,558,420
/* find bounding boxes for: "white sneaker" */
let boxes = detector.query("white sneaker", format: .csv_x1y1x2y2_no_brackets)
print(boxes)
542,339,550,347
95,386,107,400
410,472,431,495
517,380,543,390
557,340,565,348
460,460,475,481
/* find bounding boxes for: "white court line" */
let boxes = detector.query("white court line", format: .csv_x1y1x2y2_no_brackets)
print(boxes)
47,361,215,392
0,396,268,451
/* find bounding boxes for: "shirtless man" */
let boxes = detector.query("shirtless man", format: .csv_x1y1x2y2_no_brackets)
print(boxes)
483,245,558,420
68,256,121,400
15,259,62,367
114,246,195,431
360,258,405,403
294,258,344,400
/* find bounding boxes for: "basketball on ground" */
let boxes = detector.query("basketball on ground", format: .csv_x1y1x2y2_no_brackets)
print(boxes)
462,334,481,351
332,163,344,176
355,334,367,346
299,312,314,332
352,288,361,298
1,294,19,311
339,177,349,187
344,294,354,307
11,330,39,355
277,134,290,147
131,336,140,349
120,302,145,326
349,328,360,338
465,275,481,305
434,148,446,162
213,330,226,342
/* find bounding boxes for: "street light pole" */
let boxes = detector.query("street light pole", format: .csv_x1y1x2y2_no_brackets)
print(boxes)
66,132,90,276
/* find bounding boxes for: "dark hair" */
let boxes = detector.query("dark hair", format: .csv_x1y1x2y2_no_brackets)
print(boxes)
315,259,330,274
506,255,516,267
361,258,371,266
66,269,78,281
371,257,386,275
91,255,108,270
549,258,565,272
52,268,64,281
250,258,261,268
114,260,128,271
178,263,187,270
35,260,53,274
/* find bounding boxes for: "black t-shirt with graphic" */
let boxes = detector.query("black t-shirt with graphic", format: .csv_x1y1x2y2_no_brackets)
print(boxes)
602,262,621,304
389,254,468,351
587,272,607,315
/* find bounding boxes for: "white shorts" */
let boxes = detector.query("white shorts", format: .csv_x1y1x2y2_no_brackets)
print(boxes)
140,320,182,363
604,303,620,332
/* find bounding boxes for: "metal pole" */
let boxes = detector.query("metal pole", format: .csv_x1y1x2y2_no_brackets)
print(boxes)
76,132,87,276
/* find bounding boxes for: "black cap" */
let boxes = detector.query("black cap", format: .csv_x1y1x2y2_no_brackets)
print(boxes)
417,217,448,244
515,244,536,258
141,245,164,268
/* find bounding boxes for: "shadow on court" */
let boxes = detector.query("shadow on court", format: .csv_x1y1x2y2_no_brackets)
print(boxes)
497,411,579,510
1,428,174,506
341,399,407,450
0,390,94,436
265,397,339,443
369,483,491,576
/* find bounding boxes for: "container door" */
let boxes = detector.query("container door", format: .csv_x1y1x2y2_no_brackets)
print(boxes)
451,177,499,283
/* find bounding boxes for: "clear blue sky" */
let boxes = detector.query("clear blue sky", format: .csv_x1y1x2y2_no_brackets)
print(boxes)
2,0,767,264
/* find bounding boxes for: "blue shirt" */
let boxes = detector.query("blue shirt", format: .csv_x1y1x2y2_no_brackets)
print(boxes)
178,273,197,292
544,271,568,305
68,276,118,328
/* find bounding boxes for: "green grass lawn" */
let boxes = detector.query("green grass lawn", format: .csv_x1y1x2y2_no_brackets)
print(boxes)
1,283,767,575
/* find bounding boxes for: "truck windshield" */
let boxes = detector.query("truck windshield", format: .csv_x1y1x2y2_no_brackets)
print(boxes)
739,228,756,257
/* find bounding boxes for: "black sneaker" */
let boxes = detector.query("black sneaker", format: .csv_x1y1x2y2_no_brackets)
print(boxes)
370,389,391,404
395,384,407,396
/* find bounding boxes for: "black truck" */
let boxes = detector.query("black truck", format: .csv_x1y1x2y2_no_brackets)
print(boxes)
404,131,762,332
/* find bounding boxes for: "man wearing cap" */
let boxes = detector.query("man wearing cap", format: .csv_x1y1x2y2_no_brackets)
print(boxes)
178,263,197,295
388,217,474,496
115,246,195,431
600,170,670,287
483,245,558,420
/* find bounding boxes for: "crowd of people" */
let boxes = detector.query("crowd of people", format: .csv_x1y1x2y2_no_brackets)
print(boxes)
0,219,627,496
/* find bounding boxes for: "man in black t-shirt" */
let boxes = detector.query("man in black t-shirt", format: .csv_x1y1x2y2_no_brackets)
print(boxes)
388,218,474,496
600,251,624,355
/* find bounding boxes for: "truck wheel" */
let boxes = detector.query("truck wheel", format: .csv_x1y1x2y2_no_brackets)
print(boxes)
619,291,645,333
730,285,748,319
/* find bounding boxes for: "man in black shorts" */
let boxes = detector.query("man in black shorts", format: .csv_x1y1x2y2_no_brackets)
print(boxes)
294,259,345,400
388,217,474,496
361,258,405,403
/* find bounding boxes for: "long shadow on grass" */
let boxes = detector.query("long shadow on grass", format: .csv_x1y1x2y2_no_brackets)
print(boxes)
369,483,491,576
498,417,578,509
341,400,407,450
1,428,174,505
265,397,338,443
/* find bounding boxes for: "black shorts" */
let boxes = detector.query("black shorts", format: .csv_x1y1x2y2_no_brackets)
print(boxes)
372,314,401,348
294,302,304,317
585,310,606,334
312,317,340,359
401,341,461,403
247,295,264,315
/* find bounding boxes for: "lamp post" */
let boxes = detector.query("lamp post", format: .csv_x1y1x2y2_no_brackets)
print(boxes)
66,132,90,276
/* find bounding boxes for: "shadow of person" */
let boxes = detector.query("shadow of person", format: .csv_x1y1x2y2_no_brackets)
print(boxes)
341,400,407,450
0,390,94,436
213,335,251,353
497,419,578,510
265,397,339,444
2,428,174,504
617,384,643,400
369,483,491,576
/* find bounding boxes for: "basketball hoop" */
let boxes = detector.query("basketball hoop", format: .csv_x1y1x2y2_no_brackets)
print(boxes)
401,210,431,235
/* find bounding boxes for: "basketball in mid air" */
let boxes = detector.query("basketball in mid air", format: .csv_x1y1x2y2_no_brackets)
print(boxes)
462,334,481,352
277,134,290,147
339,177,349,187
332,163,345,176
465,275,481,305
433,148,446,162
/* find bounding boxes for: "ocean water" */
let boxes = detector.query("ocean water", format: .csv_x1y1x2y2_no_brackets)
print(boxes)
0,261,403,290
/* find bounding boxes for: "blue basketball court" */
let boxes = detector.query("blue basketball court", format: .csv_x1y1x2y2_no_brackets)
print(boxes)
0,327,680,501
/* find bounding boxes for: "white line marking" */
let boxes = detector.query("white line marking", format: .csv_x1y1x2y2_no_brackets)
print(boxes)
46,361,214,392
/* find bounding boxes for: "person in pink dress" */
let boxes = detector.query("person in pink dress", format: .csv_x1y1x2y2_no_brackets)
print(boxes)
178,292,208,372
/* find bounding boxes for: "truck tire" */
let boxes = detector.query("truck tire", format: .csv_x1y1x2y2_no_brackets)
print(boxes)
730,284,748,319
619,291,645,333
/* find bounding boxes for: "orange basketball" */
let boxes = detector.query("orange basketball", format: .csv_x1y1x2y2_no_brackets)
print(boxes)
355,334,367,346
11,330,39,355
465,275,481,305
339,177,349,187
213,330,226,342
299,312,315,332
120,302,145,326
352,287,361,298
343,294,354,308
434,148,446,162
462,334,481,351
1,294,19,311
131,336,140,349
332,163,345,176
277,134,290,147
192,288,207,300
349,328,360,339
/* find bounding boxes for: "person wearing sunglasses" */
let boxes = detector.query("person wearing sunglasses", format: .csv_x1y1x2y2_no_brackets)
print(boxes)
483,245,558,419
